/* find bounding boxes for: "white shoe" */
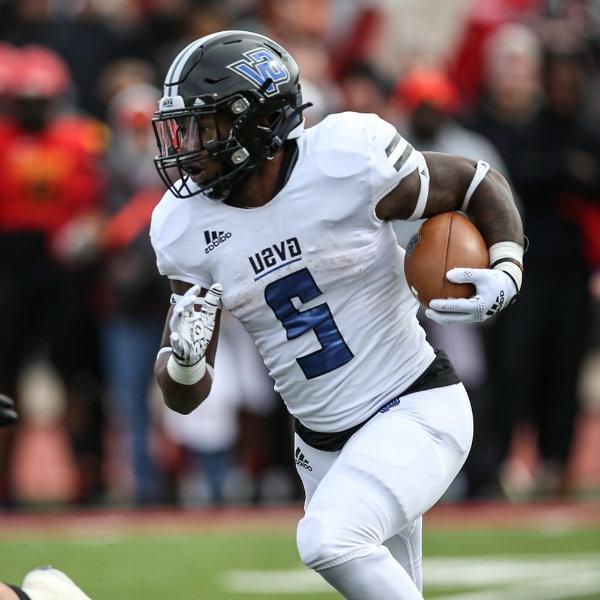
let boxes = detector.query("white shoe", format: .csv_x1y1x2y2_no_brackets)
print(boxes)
21,567,92,600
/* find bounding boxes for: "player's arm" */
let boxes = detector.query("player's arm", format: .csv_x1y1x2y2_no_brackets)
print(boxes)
376,152,523,245
154,280,223,414
376,152,524,323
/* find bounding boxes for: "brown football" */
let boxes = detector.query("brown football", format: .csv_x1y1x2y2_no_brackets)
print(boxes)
404,212,489,306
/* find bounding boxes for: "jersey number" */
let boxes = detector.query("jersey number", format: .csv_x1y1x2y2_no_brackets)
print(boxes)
265,268,353,379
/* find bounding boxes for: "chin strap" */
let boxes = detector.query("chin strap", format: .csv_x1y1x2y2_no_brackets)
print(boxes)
267,102,313,155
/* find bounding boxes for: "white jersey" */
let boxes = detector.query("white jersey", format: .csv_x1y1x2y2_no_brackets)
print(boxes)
150,112,435,432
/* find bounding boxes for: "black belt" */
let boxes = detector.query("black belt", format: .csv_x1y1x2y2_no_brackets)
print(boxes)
294,350,460,452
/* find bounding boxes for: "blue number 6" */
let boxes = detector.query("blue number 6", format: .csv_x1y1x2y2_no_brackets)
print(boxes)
264,267,354,379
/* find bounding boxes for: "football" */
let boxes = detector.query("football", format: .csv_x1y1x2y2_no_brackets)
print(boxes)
404,212,489,306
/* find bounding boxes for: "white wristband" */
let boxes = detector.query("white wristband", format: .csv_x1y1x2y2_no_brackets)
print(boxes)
494,261,522,292
167,354,206,385
461,160,490,212
489,241,524,266
489,241,524,291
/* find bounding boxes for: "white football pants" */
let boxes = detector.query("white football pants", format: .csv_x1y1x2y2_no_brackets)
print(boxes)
294,383,473,599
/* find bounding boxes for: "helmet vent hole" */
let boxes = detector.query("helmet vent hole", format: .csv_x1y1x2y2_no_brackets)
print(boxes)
264,44,283,58
204,76,229,84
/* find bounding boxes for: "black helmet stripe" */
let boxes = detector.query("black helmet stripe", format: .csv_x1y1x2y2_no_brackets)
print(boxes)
165,30,274,97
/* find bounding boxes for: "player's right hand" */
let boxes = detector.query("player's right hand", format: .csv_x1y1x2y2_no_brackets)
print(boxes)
0,394,17,427
169,283,223,366
426,268,517,324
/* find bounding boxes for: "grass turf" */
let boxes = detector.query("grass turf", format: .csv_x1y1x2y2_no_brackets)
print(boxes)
1,526,599,599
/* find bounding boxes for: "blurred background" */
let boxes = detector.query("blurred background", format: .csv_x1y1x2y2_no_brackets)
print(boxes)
0,0,598,514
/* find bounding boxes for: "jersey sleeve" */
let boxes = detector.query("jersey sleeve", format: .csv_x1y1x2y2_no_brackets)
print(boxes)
312,112,420,220
362,113,420,202
149,191,212,288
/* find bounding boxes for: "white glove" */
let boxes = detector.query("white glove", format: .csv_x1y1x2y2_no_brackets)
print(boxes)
169,283,223,366
425,268,517,325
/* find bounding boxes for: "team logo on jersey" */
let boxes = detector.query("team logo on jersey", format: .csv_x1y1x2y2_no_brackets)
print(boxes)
405,233,420,257
249,237,302,279
204,230,232,254
294,447,312,471
227,48,290,97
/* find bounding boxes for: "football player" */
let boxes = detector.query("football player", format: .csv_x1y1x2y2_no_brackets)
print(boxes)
150,31,524,599
0,402,91,600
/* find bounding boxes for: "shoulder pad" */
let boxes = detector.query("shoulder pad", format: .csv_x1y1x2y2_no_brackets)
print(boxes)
309,112,396,178
150,188,193,249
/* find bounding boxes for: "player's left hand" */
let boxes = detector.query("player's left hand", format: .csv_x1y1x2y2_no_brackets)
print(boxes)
0,394,17,427
425,267,518,324
169,283,223,366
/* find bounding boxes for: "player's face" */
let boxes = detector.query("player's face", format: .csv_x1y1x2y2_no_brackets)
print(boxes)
177,114,221,184
155,112,232,186
159,114,231,185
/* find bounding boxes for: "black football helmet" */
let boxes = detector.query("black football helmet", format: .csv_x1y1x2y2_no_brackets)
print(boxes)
153,30,310,200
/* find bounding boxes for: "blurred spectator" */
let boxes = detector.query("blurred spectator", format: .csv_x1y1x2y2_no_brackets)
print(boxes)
396,67,507,166
264,0,336,40
338,62,396,123
483,32,600,497
1,0,58,48
448,0,541,108
96,58,157,120
1,0,128,116
179,2,232,42
0,45,107,505
164,312,278,506
100,83,169,505
0,43,19,115
473,23,543,143
52,1,128,116
121,0,192,70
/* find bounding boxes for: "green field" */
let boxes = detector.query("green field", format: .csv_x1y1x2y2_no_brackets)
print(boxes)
1,525,600,599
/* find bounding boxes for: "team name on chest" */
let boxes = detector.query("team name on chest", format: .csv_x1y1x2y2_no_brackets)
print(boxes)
249,237,302,275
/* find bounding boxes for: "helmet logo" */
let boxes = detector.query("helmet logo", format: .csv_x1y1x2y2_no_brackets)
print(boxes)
159,95,185,111
227,48,289,97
